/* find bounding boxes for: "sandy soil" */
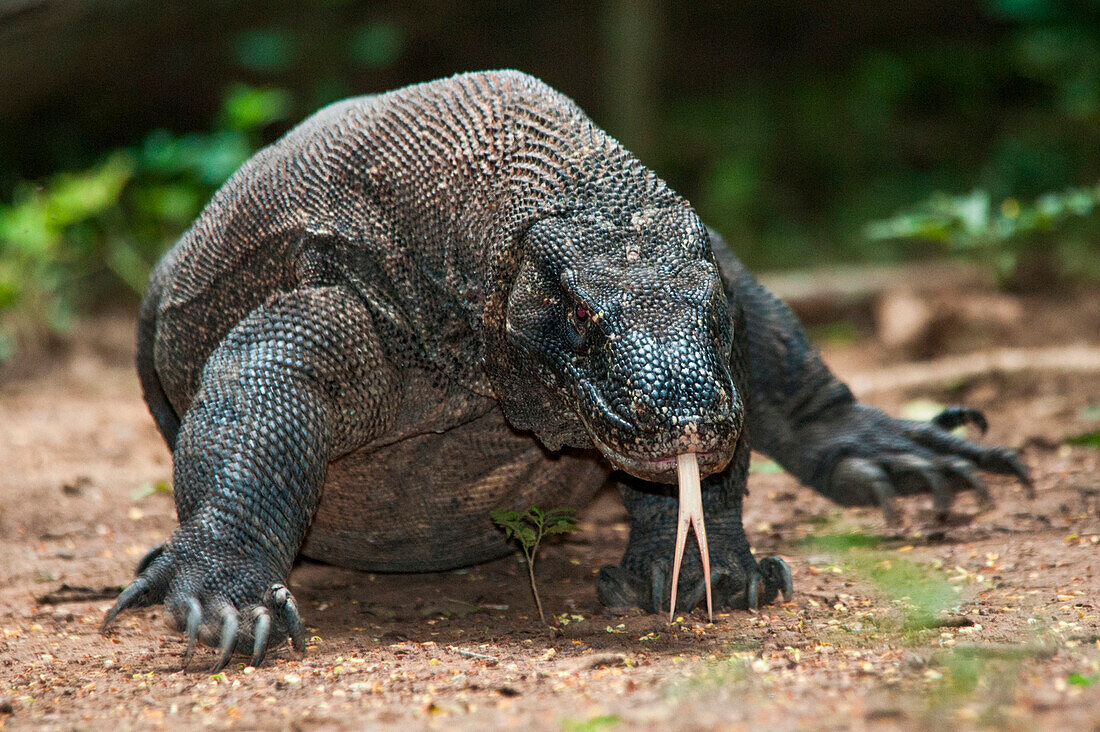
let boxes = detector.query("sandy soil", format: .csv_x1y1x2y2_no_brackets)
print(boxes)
1,287,1098,730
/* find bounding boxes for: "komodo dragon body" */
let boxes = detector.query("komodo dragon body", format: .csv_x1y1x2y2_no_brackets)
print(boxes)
106,70,1029,670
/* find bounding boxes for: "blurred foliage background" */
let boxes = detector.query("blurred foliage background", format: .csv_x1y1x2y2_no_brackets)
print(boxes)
1,0,1099,360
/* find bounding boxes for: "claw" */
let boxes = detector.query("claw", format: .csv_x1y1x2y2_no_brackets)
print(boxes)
942,458,995,511
135,544,164,576
906,420,1032,498
983,449,1034,498
745,572,761,610
210,606,239,673
933,406,988,435
891,455,952,519
182,598,202,669
759,557,793,602
101,576,150,632
270,584,305,654
833,457,901,523
251,607,272,667
669,453,712,622
870,480,902,526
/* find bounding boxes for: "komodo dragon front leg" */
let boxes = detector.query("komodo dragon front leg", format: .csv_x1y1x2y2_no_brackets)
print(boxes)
104,285,397,670
599,230,1030,613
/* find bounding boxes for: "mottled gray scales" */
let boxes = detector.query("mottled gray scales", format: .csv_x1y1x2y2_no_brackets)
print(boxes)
110,70,1030,668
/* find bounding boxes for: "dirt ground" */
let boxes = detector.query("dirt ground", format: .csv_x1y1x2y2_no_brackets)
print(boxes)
1,283,1099,730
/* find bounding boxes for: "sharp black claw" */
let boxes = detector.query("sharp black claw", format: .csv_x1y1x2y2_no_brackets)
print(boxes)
890,455,952,519
251,608,272,668
182,598,202,669
870,480,902,526
210,606,239,673
760,557,793,601
271,584,306,654
933,406,988,435
101,576,150,632
649,563,669,615
942,458,995,511
135,544,164,576
746,572,761,610
977,448,1034,498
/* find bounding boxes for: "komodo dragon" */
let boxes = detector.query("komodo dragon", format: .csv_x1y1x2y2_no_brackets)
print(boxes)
103,70,1030,670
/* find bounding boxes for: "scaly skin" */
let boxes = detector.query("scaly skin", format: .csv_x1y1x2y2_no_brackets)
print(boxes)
106,70,1030,669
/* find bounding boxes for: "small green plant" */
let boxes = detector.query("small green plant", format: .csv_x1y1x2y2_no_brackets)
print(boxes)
490,506,577,625
1068,672,1099,687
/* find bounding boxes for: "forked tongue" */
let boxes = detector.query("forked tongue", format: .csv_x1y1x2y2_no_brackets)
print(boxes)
669,452,713,622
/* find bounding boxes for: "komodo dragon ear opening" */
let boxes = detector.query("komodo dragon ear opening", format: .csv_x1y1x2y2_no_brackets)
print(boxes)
671,452,712,622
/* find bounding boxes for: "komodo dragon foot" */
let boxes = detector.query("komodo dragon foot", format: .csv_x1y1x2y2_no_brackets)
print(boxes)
102,540,306,671
806,404,1032,525
598,556,792,615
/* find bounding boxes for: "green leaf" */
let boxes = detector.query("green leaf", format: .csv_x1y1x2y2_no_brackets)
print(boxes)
130,479,172,501
222,85,292,133
1068,672,1099,687
517,526,537,547
1066,430,1100,447
749,458,783,475
131,183,204,225
546,521,577,535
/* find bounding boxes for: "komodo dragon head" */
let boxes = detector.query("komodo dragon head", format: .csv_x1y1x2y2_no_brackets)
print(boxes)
504,206,743,487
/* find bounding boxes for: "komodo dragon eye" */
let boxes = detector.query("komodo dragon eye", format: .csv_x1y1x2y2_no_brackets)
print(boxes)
565,299,600,353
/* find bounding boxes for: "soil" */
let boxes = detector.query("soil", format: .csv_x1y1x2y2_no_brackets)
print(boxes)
1,284,1098,730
